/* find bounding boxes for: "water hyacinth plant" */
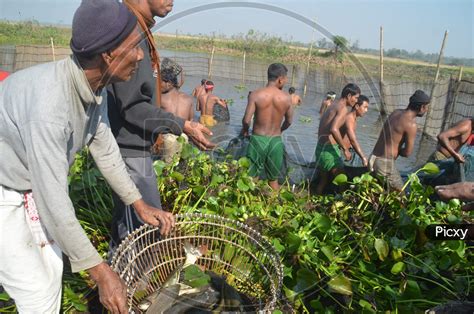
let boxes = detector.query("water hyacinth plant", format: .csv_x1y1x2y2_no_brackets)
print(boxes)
1,145,471,313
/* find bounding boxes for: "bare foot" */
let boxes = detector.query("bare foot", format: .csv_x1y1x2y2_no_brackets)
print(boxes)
435,182,474,202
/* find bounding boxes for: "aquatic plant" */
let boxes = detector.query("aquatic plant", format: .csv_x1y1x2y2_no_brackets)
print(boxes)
1,146,471,312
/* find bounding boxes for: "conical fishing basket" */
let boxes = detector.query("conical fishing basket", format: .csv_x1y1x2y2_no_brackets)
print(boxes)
110,213,283,312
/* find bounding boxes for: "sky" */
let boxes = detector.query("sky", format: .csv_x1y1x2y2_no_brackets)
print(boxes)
0,0,472,59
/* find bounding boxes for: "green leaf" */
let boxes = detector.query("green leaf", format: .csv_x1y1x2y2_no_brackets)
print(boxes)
170,171,184,182
286,233,301,254
321,246,334,261
238,157,250,168
272,310,283,314
280,190,295,202
328,274,352,296
420,162,440,175
0,292,10,301
391,262,406,275
210,174,224,186
294,268,317,292
402,280,422,299
183,265,211,288
374,238,389,261
272,238,285,253
359,299,373,310
237,179,249,191
332,173,348,186
314,214,331,233
153,160,166,177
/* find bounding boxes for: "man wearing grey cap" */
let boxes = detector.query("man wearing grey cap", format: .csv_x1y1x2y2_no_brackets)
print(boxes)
0,0,173,312
369,90,430,191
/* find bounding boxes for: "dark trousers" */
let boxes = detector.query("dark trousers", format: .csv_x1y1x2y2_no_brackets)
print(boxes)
109,156,161,252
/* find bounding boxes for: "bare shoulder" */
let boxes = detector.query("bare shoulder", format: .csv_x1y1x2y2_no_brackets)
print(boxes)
179,92,193,104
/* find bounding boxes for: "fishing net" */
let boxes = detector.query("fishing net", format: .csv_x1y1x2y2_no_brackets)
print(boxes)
110,213,283,313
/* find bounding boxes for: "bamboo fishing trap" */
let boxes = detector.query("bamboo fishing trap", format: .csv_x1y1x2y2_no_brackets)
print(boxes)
111,213,283,312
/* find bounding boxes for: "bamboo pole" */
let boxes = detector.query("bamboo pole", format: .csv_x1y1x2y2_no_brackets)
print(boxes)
291,64,296,87
174,29,178,61
208,45,215,79
303,22,316,97
379,27,384,84
423,30,449,137
379,26,388,115
242,51,246,85
50,37,56,61
443,66,464,130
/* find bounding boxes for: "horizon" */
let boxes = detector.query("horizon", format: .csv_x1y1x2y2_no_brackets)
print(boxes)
0,0,472,59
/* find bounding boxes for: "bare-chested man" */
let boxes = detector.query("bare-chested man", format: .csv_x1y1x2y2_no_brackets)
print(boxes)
198,80,228,127
341,95,370,166
161,59,194,121
370,90,430,191
157,59,194,162
314,84,360,195
192,78,207,111
429,118,474,163
289,87,302,106
241,63,293,190
320,91,336,115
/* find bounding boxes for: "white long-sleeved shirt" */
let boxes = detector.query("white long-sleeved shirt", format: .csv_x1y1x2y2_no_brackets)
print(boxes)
0,56,142,272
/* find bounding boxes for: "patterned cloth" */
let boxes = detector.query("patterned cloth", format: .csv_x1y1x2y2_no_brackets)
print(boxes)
23,192,54,247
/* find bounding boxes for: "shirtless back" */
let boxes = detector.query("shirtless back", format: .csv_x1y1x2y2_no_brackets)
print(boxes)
160,65,194,121
241,63,293,190
197,81,226,116
372,92,429,159
244,85,293,136
161,89,194,121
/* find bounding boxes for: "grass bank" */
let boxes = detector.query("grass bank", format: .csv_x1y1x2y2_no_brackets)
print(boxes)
0,21,472,82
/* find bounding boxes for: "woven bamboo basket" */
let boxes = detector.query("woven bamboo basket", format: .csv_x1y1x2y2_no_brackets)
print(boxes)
111,213,283,313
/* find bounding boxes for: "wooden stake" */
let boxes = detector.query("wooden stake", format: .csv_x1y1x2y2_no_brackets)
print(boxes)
208,45,215,79
50,37,56,61
423,30,449,137
242,51,246,85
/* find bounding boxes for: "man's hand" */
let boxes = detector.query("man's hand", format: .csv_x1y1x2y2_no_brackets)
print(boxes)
454,152,465,163
240,129,249,138
343,148,351,161
88,263,128,314
183,120,216,150
361,156,368,167
133,199,175,235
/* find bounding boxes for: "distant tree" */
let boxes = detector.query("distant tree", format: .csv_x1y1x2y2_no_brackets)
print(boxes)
332,35,348,62
333,36,348,53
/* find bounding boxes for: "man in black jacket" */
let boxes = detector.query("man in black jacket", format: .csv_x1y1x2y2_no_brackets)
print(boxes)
107,0,215,250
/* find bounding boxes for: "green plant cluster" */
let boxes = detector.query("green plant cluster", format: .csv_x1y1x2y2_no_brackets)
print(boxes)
1,146,472,313
154,145,473,312
0,21,71,46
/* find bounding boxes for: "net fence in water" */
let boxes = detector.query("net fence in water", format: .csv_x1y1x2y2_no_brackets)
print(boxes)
221,135,474,186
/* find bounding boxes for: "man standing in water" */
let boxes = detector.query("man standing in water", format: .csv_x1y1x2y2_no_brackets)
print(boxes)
314,83,360,195
319,91,336,115
241,63,293,190
158,58,194,162
289,87,302,106
369,90,430,191
198,80,228,126
341,95,370,166
193,78,207,110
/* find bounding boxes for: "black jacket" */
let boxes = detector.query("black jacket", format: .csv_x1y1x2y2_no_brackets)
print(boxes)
107,40,185,157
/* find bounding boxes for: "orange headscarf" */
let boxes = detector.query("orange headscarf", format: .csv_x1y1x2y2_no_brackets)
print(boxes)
123,0,162,106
